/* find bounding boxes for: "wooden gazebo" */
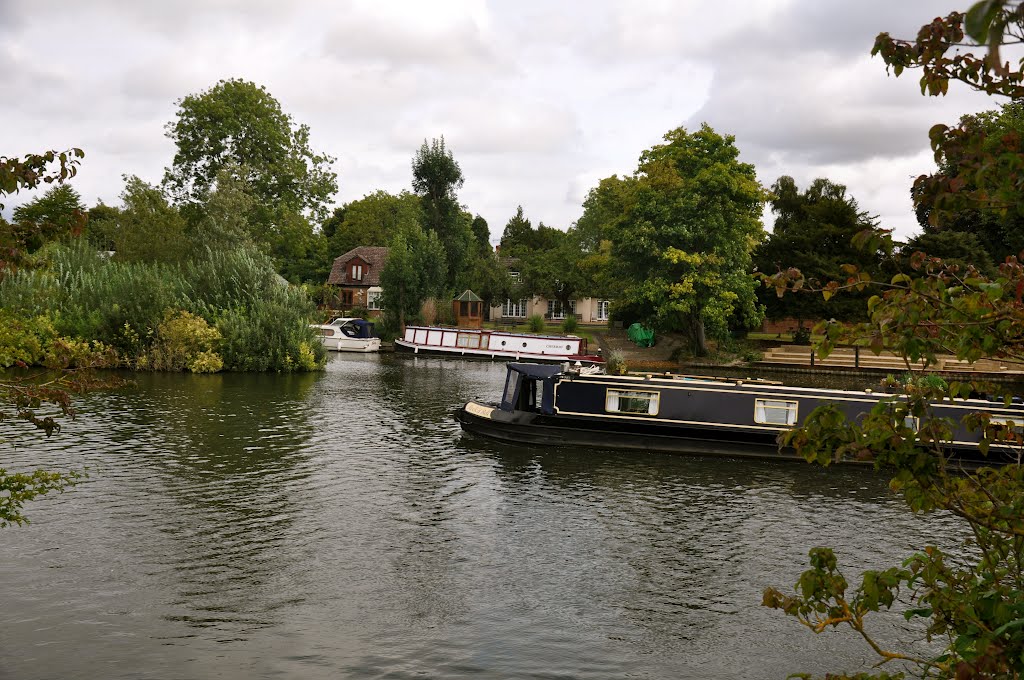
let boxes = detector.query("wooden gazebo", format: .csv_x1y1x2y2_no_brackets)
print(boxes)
453,290,484,329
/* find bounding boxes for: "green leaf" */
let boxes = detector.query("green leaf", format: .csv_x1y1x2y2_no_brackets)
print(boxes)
964,0,1002,44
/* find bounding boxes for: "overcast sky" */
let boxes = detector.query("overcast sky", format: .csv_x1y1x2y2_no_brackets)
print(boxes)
0,1,1001,242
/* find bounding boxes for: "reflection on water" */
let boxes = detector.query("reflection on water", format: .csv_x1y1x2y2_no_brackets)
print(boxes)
0,356,966,679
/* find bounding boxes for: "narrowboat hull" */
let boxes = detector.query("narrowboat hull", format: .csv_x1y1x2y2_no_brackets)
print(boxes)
455,401,789,460
455,363,1024,466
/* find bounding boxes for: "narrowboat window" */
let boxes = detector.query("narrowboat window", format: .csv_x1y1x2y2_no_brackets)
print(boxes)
754,399,798,426
606,389,660,415
904,416,919,432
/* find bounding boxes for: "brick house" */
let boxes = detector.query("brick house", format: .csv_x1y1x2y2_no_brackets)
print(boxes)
326,246,389,316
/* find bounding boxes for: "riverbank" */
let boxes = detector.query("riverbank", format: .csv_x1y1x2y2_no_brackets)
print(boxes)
591,328,1024,384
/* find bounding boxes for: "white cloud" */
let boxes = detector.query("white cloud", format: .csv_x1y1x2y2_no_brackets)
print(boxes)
0,0,1005,244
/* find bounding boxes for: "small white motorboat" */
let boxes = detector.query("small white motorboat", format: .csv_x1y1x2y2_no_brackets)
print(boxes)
312,318,381,353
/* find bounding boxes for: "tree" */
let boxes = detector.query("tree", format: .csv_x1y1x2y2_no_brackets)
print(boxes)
603,124,766,355
499,206,534,257
463,250,515,312
325,190,421,263
762,5,1024,677
187,166,258,254
470,214,491,255
754,176,885,323
85,202,121,252
163,80,337,282
873,6,1024,234
910,102,1024,263
11,184,86,252
575,176,632,252
411,137,473,289
518,226,589,312
164,78,337,221
113,176,190,263
902,229,997,277
380,227,447,329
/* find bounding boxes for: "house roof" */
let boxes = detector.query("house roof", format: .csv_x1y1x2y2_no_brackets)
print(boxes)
454,289,483,302
327,246,389,286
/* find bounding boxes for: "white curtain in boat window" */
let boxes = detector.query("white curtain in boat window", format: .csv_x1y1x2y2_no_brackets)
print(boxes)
754,399,798,426
606,389,659,415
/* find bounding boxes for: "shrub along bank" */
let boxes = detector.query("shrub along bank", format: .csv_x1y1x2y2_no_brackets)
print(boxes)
0,241,325,373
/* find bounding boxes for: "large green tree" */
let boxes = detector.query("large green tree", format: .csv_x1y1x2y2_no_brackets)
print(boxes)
411,137,473,290
910,101,1024,263
380,227,447,329
325,190,421,263
164,78,337,220
603,124,766,354
763,4,1024,678
10,184,86,252
754,176,884,323
163,79,336,283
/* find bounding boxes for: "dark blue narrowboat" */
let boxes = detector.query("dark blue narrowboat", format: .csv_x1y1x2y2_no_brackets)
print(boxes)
454,363,1024,464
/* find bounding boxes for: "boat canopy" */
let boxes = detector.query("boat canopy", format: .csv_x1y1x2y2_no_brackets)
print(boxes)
342,319,375,339
507,363,564,379
501,363,562,414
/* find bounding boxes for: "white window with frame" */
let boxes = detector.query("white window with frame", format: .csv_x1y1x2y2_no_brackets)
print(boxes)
547,299,576,320
510,271,522,284
596,300,610,321
754,399,799,426
367,288,383,311
351,264,363,281
503,298,527,318
606,389,660,415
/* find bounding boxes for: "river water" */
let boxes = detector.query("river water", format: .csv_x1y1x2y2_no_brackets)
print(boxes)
1,355,967,679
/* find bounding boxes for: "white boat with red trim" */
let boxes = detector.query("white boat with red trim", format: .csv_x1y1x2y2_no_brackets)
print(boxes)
394,325,602,364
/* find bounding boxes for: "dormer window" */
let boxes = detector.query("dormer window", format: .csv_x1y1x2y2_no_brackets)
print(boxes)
351,264,363,281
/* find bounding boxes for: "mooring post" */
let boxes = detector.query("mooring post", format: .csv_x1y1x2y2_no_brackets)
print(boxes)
810,350,815,367
855,345,860,368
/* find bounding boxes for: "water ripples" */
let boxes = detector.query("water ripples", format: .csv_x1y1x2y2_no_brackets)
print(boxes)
0,355,969,679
